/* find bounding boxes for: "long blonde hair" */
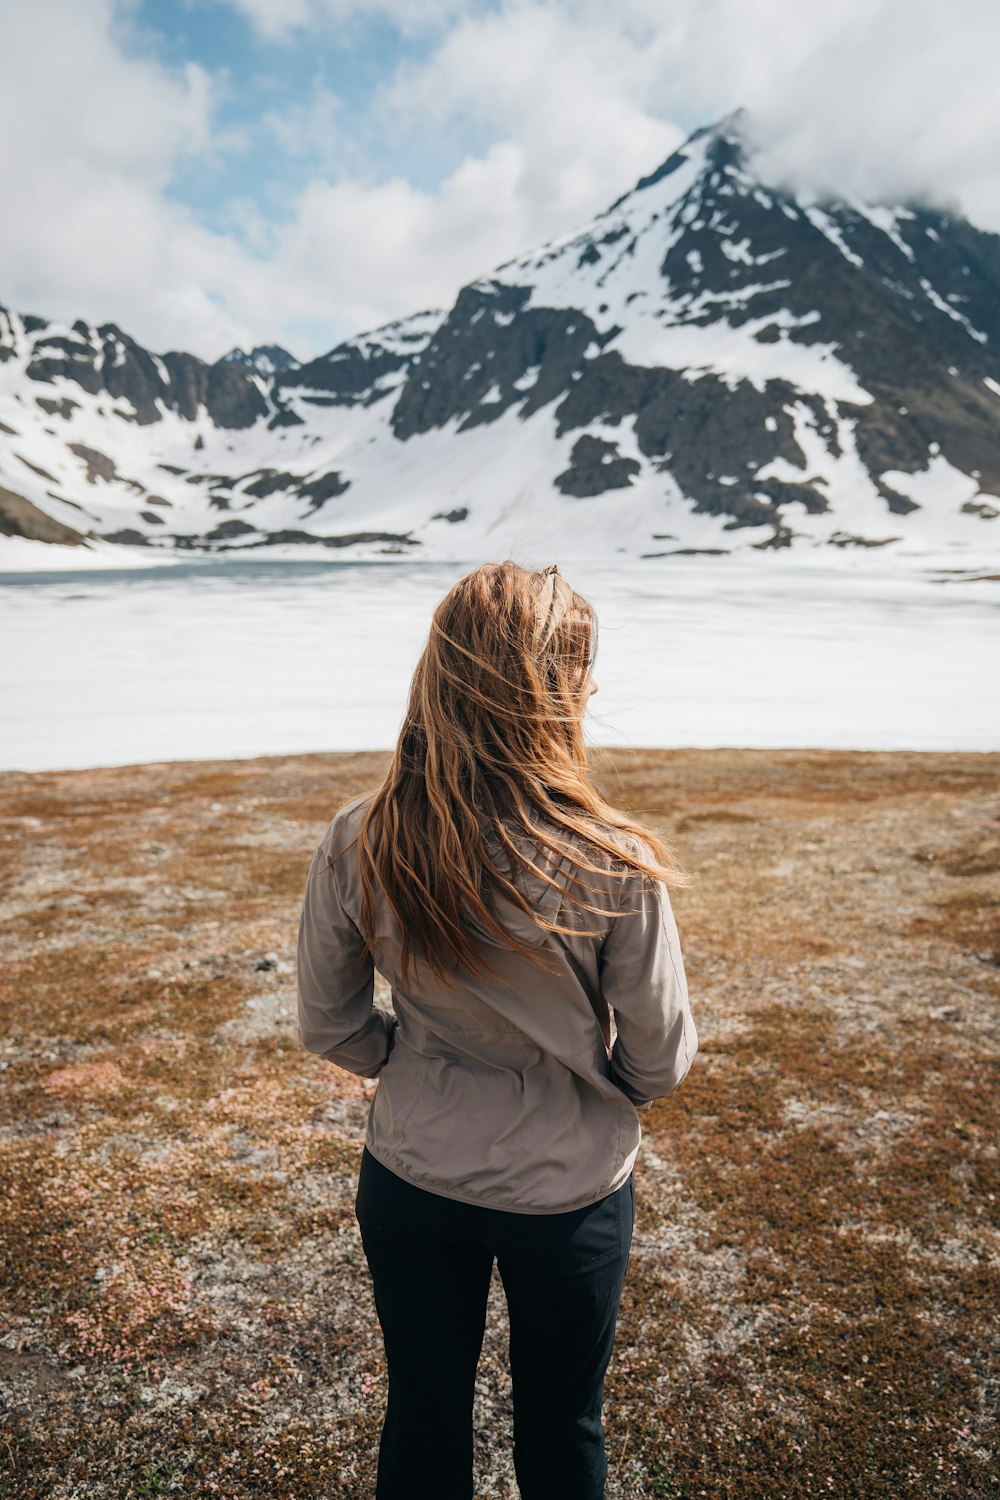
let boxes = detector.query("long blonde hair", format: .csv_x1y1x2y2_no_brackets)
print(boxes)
330,560,690,986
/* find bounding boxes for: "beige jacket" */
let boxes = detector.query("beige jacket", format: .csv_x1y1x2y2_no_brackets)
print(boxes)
296,790,697,1214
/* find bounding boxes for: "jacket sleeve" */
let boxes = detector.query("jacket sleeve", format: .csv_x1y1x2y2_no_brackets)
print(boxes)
598,866,697,1108
296,823,397,1079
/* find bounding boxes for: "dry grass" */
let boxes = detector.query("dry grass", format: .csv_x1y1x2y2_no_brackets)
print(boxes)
0,747,997,1498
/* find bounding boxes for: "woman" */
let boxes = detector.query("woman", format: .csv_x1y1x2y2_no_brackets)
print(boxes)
296,560,698,1500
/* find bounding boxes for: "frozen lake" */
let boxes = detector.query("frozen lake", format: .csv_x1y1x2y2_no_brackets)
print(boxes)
2,552,997,772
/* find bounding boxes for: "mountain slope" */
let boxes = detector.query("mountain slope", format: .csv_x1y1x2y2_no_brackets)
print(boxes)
2,108,999,567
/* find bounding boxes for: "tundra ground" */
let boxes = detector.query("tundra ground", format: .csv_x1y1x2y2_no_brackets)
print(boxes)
1,747,997,1498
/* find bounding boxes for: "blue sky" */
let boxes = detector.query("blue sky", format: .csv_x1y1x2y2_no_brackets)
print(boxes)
130,1,458,224
0,0,996,362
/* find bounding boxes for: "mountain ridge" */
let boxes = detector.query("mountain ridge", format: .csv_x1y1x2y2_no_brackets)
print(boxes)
1,109,998,567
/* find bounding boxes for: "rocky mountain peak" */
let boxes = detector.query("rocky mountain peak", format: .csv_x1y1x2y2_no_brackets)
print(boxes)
219,344,299,377
1,110,998,566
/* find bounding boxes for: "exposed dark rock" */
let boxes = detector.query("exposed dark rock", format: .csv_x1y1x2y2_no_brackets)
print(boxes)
827,531,901,547
207,519,258,540
881,485,921,516
15,454,57,483
275,314,438,410
230,529,420,550
431,507,469,523
552,353,804,528
219,344,298,376
752,478,830,514
298,471,349,512
45,492,88,513
159,351,269,429
0,485,89,545
390,284,605,440
67,444,144,493
751,524,795,550
139,510,166,525
35,397,79,420
26,324,162,424
225,467,349,512
278,341,395,401
94,528,151,546
267,405,305,429
154,533,213,550
640,546,730,557
86,331,266,429
69,444,117,483
241,470,298,499
555,435,640,496
26,333,99,398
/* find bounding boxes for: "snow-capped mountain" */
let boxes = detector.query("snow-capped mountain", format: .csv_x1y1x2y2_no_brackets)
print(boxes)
219,344,299,378
2,107,999,568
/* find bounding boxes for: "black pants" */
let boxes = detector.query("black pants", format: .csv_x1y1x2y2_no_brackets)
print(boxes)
354,1145,635,1500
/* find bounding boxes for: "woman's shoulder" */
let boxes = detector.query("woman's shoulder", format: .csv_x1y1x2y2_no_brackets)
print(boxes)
603,825,656,862
534,808,653,863
334,789,377,825
323,791,652,869
513,809,658,901
317,789,377,856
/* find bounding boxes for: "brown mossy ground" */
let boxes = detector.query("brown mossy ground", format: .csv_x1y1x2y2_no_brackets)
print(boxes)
0,747,997,1498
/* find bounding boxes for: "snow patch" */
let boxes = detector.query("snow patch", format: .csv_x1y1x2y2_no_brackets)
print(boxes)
853,203,916,261
803,206,864,269
880,456,980,511
918,278,988,343
609,315,871,402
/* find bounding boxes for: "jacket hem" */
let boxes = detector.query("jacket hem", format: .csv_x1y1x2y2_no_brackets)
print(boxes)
362,1139,635,1216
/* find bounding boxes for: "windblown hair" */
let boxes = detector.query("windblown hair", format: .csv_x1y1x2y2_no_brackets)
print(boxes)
330,559,691,986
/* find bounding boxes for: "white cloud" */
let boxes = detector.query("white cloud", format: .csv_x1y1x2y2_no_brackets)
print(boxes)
735,0,1000,225
219,0,468,42
259,7,688,340
381,6,684,228
596,0,1000,222
0,0,689,359
383,0,1000,228
0,0,262,353
267,144,530,337
262,85,344,162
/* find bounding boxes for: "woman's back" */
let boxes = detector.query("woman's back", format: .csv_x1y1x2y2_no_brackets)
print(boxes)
297,786,697,1214
295,560,699,1496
